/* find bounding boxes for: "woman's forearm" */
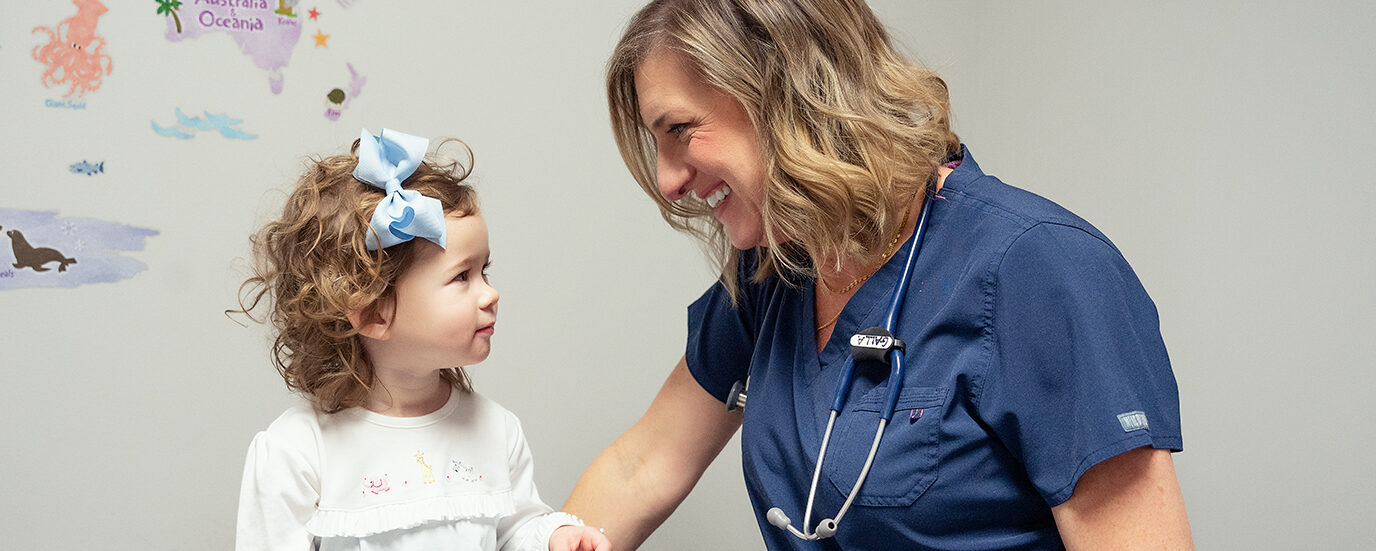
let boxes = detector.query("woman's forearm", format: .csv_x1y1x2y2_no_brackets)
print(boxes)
564,358,742,550
564,426,688,549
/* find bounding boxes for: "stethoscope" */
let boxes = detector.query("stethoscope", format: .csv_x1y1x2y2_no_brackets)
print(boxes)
726,192,932,542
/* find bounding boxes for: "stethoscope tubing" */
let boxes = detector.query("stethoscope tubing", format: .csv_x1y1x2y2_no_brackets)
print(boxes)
777,192,934,540
879,191,931,420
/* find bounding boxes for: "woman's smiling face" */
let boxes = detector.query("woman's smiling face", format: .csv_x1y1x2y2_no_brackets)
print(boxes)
635,48,769,250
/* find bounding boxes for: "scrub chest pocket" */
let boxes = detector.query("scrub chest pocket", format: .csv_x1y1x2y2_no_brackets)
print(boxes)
823,385,945,507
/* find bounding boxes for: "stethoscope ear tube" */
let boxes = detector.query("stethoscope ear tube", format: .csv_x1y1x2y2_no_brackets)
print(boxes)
878,195,929,421
885,194,930,328
881,349,906,422
763,194,933,541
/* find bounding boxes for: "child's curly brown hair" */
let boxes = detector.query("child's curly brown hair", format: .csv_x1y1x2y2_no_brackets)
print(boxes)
233,138,479,413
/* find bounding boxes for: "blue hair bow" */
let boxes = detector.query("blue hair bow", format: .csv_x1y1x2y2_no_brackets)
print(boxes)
353,128,447,251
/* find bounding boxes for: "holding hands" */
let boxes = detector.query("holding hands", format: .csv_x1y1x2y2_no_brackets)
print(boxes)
549,524,611,551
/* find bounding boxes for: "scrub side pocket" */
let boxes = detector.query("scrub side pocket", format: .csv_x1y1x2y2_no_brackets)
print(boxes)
823,385,945,507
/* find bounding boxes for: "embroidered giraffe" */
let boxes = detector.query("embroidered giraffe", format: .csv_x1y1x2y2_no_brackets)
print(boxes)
414,451,436,484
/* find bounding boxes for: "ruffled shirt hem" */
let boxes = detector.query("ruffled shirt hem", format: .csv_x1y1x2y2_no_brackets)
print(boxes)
306,490,516,537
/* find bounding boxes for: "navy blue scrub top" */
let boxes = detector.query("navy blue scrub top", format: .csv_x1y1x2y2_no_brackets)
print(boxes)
686,146,1182,550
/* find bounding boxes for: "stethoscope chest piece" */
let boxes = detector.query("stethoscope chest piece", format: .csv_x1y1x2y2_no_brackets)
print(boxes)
727,379,748,412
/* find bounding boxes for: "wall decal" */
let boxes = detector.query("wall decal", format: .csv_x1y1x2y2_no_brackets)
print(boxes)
162,0,303,94
69,160,105,176
151,121,194,139
275,0,302,17
0,209,159,290
156,0,185,34
32,0,113,98
8,228,76,273
324,62,364,121
151,108,258,140
45,98,87,110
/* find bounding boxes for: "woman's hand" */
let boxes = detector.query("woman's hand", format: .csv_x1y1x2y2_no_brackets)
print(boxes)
548,524,611,551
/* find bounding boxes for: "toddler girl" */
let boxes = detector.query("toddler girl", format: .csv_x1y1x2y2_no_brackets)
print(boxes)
234,128,610,551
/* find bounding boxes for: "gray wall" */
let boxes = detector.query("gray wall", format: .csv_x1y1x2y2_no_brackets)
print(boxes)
1,1,1371,549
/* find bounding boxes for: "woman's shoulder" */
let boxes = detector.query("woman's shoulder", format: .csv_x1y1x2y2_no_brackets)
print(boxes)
949,172,1093,231
940,147,1115,250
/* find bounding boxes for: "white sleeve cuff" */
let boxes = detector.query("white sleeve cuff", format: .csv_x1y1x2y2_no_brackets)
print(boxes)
526,511,584,549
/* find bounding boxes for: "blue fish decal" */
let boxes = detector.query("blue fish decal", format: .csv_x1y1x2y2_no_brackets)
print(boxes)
217,125,259,140
151,121,193,139
152,109,257,140
69,160,104,176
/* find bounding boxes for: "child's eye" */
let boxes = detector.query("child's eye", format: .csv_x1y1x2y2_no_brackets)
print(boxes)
454,270,469,282
482,261,492,281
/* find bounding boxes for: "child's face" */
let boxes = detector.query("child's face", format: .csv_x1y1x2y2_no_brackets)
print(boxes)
384,213,498,369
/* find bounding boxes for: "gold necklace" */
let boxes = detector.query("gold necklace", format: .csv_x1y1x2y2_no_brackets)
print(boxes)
815,304,846,333
815,190,919,333
817,191,917,295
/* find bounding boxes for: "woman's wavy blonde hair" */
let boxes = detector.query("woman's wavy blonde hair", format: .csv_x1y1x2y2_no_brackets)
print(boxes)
232,138,479,413
608,0,960,298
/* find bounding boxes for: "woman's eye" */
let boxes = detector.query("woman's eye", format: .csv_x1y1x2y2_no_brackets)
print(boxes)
667,122,689,137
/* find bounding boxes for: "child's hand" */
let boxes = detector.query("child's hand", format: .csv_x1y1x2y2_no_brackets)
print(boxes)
549,524,611,551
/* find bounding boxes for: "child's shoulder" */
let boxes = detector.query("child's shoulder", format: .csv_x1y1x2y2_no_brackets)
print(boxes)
253,390,523,437
456,390,520,425
259,401,326,441
243,402,327,467
441,390,530,441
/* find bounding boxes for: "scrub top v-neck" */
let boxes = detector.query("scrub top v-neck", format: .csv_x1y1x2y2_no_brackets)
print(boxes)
685,146,1182,550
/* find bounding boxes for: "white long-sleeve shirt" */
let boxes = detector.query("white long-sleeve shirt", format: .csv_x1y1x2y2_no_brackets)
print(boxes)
236,387,579,550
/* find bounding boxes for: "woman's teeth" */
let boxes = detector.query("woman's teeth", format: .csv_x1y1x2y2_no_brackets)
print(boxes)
706,186,731,208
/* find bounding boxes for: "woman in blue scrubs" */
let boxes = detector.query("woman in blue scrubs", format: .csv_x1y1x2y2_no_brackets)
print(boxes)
566,0,1193,549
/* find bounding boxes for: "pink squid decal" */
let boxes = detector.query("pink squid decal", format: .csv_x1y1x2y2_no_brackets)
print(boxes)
32,0,113,98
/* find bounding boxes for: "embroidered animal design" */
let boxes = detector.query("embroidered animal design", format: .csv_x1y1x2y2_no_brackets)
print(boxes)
449,460,482,483
31,0,113,98
414,451,436,485
362,474,390,495
8,229,77,273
